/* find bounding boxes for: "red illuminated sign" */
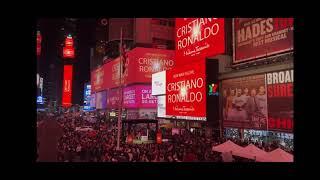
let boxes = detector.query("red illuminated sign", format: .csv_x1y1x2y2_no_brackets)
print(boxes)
166,60,206,118
175,18,225,66
65,36,74,47
102,47,175,89
62,65,73,107
91,66,105,92
37,31,41,56
63,35,75,59
63,47,75,58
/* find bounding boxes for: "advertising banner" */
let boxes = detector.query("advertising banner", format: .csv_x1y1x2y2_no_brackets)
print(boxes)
266,69,293,132
123,85,157,108
62,65,73,107
91,66,105,92
127,47,175,84
233,18,294,64
175,18,225,66
107,88,120,109
221,74,268,130
96,91,107,109
83,83,91,111
90,93,96,108
152,71,166,96
166,60,206,119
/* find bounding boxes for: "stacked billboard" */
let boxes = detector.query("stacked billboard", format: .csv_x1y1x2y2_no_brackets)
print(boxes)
221,69,293,132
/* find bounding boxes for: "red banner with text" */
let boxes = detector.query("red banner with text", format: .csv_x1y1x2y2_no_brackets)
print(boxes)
166,60,206,119
175,18,225,66
62,65,73,107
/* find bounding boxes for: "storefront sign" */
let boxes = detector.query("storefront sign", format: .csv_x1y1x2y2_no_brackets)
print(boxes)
175,18,225,66
233,18,294,64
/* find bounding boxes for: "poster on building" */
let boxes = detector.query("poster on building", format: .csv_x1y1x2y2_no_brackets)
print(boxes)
266,69,293,132
107,88,120,109
221,74,267,130
233,18,294,64
175,18,225,66
166,60,206,120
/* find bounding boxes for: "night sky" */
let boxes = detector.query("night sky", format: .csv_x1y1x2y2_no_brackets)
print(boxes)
37,18,96,105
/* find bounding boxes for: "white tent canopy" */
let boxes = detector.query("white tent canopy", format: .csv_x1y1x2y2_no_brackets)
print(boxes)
212,141,294,162
239,144,270,162
212,140,245,156
267,148,293,162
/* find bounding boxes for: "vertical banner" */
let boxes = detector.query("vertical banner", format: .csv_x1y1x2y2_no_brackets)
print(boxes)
62,65,73,107
37,31,42,56
221,74,267,130
175,18,225,66
266,69,293,132
90,93,96,108
91,66,105,92
233,18,294,64
166,60,206,120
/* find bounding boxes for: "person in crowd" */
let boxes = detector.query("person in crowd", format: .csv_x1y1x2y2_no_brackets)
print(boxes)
226,89,235,120
229,88,247,122
255,86,268,128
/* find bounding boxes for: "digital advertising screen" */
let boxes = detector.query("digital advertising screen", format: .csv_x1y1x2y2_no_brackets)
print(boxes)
233,18,293,64
175,18,225,66
123,85,157,108
165,60,206,120
62,65,73,107
83,83,91,111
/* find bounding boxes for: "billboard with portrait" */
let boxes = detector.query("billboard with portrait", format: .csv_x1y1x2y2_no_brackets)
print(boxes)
222,69,294,132
221,74,268,130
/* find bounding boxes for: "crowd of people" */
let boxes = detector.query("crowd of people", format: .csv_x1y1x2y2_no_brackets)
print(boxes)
37,111,293,162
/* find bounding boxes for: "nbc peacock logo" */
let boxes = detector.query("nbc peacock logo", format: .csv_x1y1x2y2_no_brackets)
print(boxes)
208,83,219,96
